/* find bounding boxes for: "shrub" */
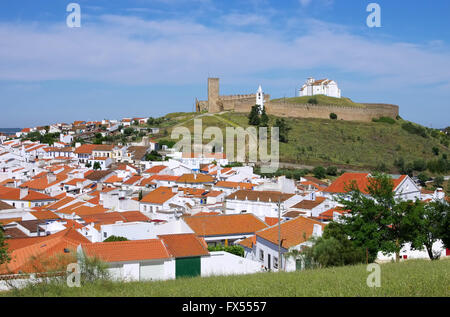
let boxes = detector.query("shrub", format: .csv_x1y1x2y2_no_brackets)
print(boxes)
326,166,338,176
103,236,128,242
373,117,396,124
417,173,429,186
432,147,440,156
412,159,427,172
313,166,326,179
308,98,318,104
375,162,388,172
433,176,444,189
329,113,337,120
401,122,427,138
208,245,244,257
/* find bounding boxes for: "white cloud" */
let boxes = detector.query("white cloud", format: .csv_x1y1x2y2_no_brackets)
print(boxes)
0,15,448,90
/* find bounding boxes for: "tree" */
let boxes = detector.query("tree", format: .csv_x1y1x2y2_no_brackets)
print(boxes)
260,107,269,127
275,118,291,143
85,162,92,168
138,190,143,201
93,162,101,170
337,173,400,262
417,173,429,187
326,166,338,176
433,176,444,189
0,225,10,266
312,166,326,179
248,105,261,126
104,236,129,242
329,113,337,120
432,147,439,156
409,200,450,260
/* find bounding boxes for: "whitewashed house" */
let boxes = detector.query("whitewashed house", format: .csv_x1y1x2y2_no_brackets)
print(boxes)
299,77,341,98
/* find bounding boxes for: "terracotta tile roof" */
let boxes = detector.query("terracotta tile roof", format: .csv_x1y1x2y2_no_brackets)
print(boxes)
1,228,90,274
290,197,326,210
282,210,307,218
3,227,28,239
144,165,168,174
0,187,56,202
176,173,215,184
63,178,88,186
264,217,279,226
85,169,114,181
158,234,210,258
0,200,15,210
30,210,60,220
104,175,123,184
317,207,349,220
19,174,67,191
256,216,326,249
74,144,97,154
238,235,256,249
324,173,407,194
215,181,253,190
0,217,22,225
45,196,77,210
123,175,142,185
71,205,108,217
81,239,170,263
140,186,177,205
184,213,268,237
226,190,295,203
302,176,329,186
93,145,114,151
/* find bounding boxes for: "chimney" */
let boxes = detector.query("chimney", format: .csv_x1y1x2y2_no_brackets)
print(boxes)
97,183,103,191
172,186,178,193
20,187,29,199
312,224,323,237
47,172,57,184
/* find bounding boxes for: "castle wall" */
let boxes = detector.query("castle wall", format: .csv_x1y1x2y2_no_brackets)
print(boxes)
263,102,399,122
208,78,220,113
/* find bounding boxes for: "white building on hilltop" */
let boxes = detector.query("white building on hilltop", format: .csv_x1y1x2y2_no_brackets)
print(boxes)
299,77,341,98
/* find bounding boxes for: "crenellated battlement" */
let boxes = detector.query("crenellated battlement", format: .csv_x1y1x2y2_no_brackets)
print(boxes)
195,77,399,122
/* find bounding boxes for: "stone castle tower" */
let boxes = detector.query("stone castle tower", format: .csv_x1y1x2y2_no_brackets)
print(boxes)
196,77,270,113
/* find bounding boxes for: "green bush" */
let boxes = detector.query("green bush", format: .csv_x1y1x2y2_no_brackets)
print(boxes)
372,117,396,124
208,245,244,257
313,166,326,179
326,166,338,176
308,98,318,104
329,113,337,120
103,236,128,242
401,122,427,138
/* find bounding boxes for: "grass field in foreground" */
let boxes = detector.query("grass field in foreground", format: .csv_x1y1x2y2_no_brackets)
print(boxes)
3,259,449,297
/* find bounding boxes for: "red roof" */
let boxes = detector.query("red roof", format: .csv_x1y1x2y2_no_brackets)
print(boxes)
81,239,170,263
324,173,407,195
140,186,177,205
158,234,210,258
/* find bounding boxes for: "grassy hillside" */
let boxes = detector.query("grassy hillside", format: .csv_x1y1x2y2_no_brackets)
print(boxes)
153,111,449,173
271,95,365,107
3,259,449,297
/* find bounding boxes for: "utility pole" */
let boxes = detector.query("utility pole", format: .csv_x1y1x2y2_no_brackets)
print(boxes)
277,197,282,272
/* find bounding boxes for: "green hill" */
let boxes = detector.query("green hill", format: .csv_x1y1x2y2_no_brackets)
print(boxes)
271,95,365,107
152,111,449,174
4,259,449,297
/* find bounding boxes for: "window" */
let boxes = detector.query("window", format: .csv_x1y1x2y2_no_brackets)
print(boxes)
104,232,107,238
274,257,279,269
259,250,264,261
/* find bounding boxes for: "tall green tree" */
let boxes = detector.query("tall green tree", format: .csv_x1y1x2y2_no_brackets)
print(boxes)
275,118,291,143
338,173,396,262
248,105,261,126
259,107,269,127
409,200,450,260
93,162,101,170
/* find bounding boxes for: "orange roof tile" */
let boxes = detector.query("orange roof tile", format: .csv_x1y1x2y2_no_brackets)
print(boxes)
158,234,209,258
256,216,326,249
184,213,268,237
81,239,170,263
140,186,177,205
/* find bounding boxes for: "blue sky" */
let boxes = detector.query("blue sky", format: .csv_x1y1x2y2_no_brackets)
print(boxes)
0,0,449,128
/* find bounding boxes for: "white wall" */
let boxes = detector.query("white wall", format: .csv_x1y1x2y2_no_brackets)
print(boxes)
201,251,263,277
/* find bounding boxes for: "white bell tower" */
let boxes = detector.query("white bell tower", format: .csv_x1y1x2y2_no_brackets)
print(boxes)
256,85,264,113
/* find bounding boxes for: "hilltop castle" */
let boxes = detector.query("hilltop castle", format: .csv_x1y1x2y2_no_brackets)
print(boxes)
196,78,399,122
